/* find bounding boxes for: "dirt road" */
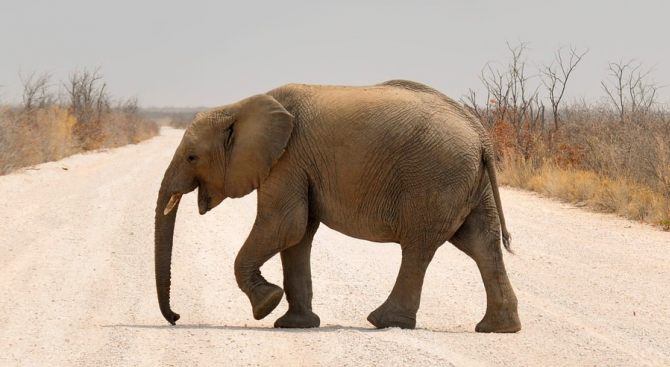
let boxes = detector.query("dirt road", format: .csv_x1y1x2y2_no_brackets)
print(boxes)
1,127,669,366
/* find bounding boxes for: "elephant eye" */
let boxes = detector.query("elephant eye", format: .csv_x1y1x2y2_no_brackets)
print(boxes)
186,153,197,164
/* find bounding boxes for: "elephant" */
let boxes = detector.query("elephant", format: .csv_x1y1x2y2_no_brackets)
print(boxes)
154,79,521,333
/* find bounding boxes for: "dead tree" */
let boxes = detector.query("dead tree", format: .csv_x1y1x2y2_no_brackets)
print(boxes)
541,46,588,131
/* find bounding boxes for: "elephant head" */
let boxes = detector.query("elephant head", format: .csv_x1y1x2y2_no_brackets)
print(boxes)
154,94,294,324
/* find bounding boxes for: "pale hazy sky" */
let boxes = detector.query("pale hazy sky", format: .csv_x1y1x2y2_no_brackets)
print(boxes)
1,0,668,107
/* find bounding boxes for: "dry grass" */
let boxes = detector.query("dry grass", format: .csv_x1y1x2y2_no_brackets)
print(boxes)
98,109,159,149
1,106,75,174
0,104,158,176
1,68,159,175
498,151,670,229
483,95,670,231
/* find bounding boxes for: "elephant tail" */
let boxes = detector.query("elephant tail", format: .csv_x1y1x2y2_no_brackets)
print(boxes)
482,147,513,253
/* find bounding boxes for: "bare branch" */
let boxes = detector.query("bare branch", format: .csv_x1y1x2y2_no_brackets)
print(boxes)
20,71,54,110
601,60,664,124
465,41,546,159
541,45,588,130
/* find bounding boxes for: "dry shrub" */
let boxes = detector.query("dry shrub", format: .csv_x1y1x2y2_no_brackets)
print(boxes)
490,96,670,229
489,119,516,158
0,107,26,174
0,103,158,176
498,150,670,226
0,106,76,174
1,70,158,176
99,101,159,148
466,43,669,229
63,68,159,151
33,106,77,160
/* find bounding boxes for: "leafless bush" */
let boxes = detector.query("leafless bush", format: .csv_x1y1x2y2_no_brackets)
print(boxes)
464,43,542,126
21,71,55,110
0,67,158,175
463,43,550,161
62,67,110,149
561,102,670,199
464,43,669,225
101,98,159,147
601,60,663,124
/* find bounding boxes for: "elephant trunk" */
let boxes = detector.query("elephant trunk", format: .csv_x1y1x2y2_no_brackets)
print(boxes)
155,183,181,325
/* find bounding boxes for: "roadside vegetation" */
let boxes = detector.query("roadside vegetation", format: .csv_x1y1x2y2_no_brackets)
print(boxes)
463,43,670,229
0,68,158,175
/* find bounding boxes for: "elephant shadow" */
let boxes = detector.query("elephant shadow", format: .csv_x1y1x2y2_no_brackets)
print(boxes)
103,324,468,334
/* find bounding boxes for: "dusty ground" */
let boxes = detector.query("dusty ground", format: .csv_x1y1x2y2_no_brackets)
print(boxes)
1,127,669,366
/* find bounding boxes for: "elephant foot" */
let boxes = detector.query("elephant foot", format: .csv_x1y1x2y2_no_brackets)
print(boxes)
274,308,320,328
367,299,416,329
249,283,284,320
475,309,521,333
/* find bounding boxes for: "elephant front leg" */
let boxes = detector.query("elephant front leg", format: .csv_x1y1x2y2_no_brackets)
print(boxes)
235,200,309,321
367,246,437,329
274,219,320,328
234,242,285,320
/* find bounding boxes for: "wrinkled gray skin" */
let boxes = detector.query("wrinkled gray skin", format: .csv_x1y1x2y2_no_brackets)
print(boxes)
155,80,521,332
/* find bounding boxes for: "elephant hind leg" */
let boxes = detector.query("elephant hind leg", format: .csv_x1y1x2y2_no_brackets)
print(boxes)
367,242,438,329
450,195,521,333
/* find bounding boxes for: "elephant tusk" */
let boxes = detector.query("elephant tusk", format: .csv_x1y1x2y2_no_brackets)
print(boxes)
164,193,182,215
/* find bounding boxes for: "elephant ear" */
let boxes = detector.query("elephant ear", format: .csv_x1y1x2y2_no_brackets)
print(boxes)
225,94,294,198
